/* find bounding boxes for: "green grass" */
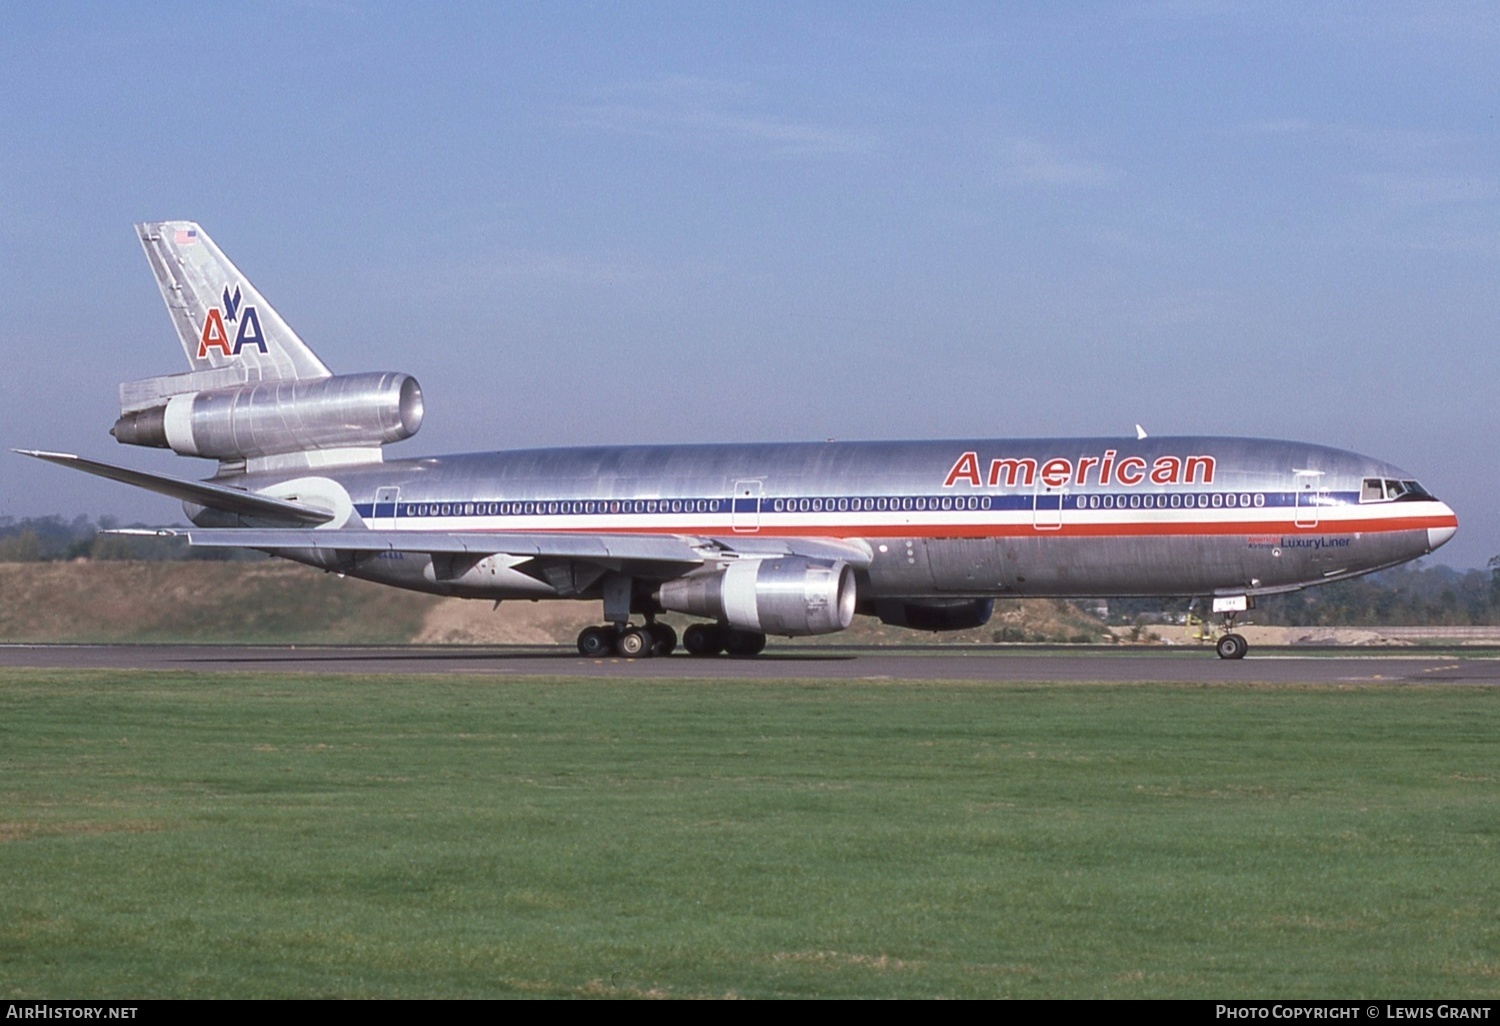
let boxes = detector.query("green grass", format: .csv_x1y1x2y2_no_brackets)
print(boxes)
1,669,1497,998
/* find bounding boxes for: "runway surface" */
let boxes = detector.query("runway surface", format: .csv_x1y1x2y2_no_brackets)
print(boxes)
4,643,1499,684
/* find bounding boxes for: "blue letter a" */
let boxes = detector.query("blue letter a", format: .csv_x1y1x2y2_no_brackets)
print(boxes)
232,305,268,353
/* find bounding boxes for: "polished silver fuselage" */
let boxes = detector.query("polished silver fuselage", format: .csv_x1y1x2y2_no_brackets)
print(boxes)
211,435,1458,604
37,223,1458,645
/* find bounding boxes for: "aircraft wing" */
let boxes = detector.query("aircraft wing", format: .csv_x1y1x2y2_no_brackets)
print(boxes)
13,450,335,525
115,527,874,568
26,446,871,570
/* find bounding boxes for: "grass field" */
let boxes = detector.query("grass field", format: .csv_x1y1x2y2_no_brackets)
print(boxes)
1,669,1497,998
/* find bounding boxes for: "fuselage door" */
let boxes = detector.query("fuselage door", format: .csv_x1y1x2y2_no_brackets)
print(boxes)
732,479,763,533
372,486,400,530
1033,479,1066,531
1293,470,1324,529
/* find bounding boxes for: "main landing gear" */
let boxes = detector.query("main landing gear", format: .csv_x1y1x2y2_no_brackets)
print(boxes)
574,621,769,658
577,622,679,658
682,623,767,657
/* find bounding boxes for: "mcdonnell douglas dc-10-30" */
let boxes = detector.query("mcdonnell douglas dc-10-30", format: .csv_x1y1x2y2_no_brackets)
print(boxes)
18,222,1459,659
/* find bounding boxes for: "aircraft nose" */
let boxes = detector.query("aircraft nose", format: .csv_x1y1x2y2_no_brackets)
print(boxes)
1427,504,1458,552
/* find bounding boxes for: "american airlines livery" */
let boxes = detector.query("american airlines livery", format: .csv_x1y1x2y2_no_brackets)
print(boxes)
18,223,1459,660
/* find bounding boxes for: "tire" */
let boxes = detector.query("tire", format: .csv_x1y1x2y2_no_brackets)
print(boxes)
723,629,767,656
1216,633,1248,660
649,623,678,657
577,625,614,657
617,627,654,658
682,623,724,657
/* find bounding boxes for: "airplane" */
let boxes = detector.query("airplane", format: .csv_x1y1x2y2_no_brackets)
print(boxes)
17,222,1459,660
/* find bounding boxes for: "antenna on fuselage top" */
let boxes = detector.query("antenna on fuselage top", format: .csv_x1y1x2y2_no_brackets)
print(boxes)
1135,424,1148,440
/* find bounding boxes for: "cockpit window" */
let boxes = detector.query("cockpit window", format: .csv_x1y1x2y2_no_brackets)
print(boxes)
1362,477,1436,503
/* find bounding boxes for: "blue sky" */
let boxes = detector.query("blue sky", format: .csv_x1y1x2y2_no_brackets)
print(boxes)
2,3,1496,567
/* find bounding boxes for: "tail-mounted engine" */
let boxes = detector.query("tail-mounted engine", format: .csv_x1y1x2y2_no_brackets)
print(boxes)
657,558,857,637
111,371,423,461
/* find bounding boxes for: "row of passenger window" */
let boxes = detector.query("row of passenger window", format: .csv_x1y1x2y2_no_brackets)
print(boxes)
397,492,1276,518
399,496,1001,518
769,496,993,513
402,498,726,518
774,493,1271,512
1077,492,1266,510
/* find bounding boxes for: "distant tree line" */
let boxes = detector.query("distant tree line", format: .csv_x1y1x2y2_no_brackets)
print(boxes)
1109,558,1500,627
1252,559,1500,627
0,515,260,562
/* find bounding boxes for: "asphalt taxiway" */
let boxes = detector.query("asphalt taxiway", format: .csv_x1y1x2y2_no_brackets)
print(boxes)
3,644,1499,684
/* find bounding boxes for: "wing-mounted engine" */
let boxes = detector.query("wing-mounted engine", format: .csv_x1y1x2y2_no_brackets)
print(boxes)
111,370,423,463
657,558,857,637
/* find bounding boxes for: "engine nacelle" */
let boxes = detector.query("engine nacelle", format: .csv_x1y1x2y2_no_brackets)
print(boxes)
864,598,995,632
112,372,423,460
658,558,857,637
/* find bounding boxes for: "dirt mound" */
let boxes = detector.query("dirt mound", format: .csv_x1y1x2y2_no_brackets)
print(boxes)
0,561,438,643
414,599,603,644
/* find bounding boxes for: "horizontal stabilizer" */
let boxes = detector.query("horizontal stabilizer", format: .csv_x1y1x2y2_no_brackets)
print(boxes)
12,450,335,525
119,365,251,414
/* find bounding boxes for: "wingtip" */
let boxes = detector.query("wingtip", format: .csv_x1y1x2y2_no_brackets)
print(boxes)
11,448,77,460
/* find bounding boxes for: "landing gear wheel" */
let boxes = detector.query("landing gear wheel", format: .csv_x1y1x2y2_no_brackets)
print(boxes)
616,626,655,658
648,623,678,657
683,623,725,657
1216,633,1249,660
577,625,615,657
723,628,768,657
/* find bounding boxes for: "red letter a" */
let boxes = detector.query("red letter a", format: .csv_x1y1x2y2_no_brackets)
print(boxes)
944,451,982,488
198,308,232,357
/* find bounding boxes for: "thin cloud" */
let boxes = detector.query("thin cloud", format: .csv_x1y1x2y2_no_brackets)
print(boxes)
1125,0,1500,46
1231,118,1317,137
567,76,877,158
993,136,1117,188
384,249,724,300
1230,119,1475,161
1353,171,1500,208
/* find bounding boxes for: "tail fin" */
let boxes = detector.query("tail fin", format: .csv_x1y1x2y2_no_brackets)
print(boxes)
136,221,330,382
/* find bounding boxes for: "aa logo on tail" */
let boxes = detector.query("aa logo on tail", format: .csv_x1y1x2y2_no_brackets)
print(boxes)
197,285,267,357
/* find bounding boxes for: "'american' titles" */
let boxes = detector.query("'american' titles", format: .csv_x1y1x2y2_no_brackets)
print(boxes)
943,449,1217,490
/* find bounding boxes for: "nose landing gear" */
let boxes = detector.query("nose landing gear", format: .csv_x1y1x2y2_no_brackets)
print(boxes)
1215,631,1248,660
1187,597,1253,659
1212,597,1251,660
